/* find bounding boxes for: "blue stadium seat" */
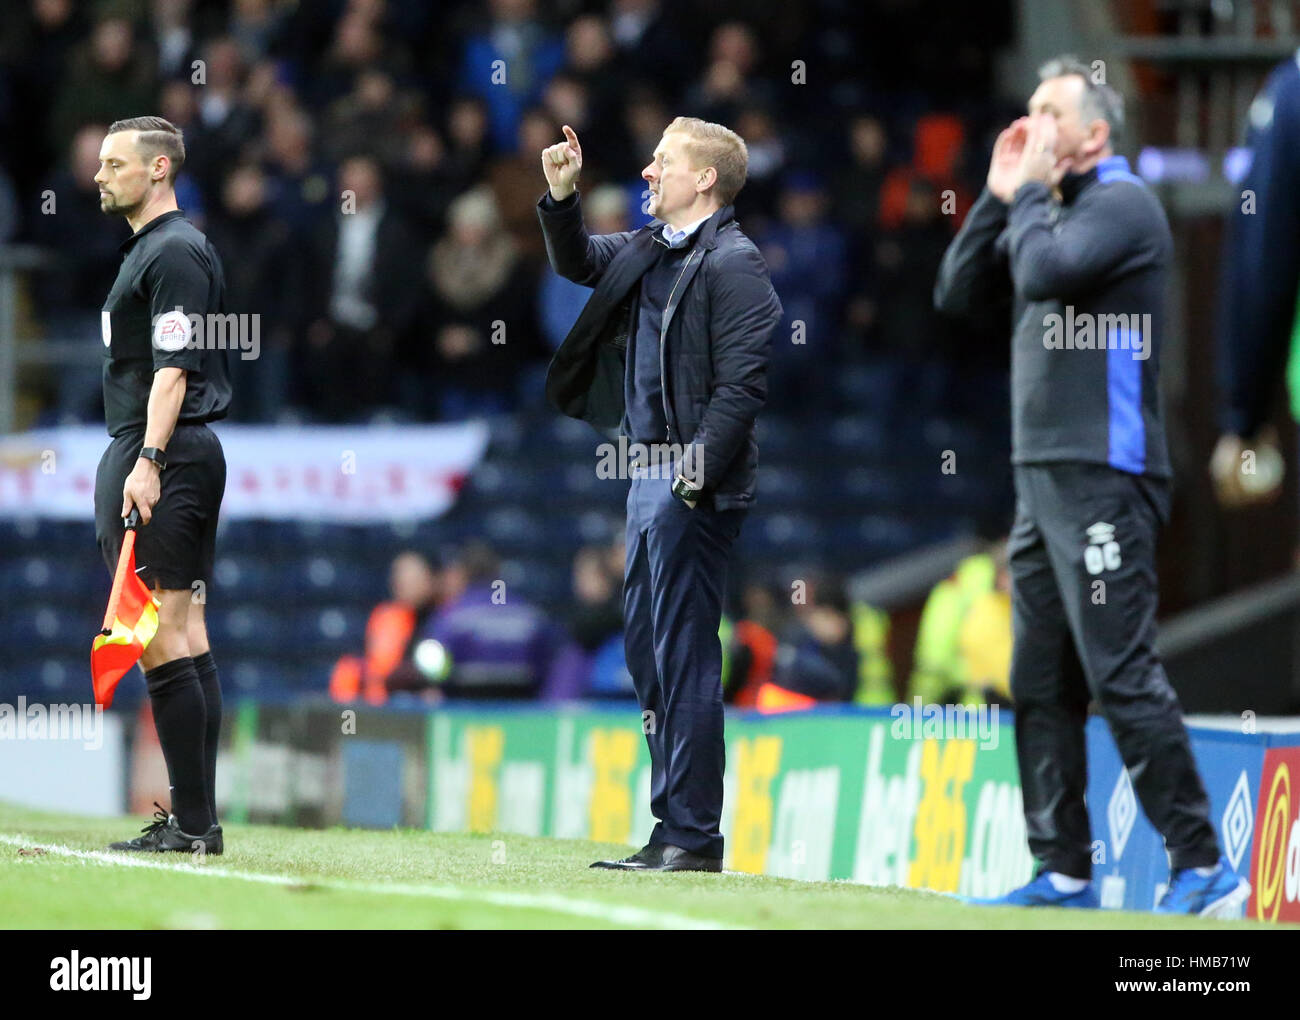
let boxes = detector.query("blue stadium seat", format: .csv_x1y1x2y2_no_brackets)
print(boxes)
485,414,526,456
34,657,82,699
827,415,890,459
216,519,304,557
921,416,966,453
559,461,607,496
205,606,288,653
763,419,831,463
211,555,282,601
500,557,571,605
2,518,95,550
225,658,299,696
479,506,545,553
521,415,603,461
0,656,92,702
0,555,100,600
291,606,367,652
754,465,815,512
835,360,902,411
831,466,908,512
738,513,824,559
288,520,367,552
296,656,341,692
466,461,541,502
826,514,929,564
285,554,345,597
356,520,414,559
4,603,80,651
553,465,626,512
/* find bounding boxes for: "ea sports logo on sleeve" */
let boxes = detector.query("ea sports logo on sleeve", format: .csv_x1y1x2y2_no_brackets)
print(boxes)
1249,750,1300,922
152,308,193,352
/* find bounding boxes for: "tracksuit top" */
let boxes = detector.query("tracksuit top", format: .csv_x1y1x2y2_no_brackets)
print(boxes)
935,155,1173,479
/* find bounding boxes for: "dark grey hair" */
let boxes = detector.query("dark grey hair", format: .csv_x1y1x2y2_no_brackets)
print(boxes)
107,116,186,183
1037,55,1124,143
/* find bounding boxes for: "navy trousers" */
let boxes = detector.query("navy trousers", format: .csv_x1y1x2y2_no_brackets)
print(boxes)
624,469,745,858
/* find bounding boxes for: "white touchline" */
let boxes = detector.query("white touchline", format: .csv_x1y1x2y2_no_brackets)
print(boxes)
0,833,746,931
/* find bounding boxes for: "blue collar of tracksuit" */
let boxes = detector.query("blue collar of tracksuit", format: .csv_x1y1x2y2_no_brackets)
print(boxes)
1060,154,1143,203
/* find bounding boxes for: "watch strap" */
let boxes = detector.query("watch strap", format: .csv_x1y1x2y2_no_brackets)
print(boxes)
672,475,701,500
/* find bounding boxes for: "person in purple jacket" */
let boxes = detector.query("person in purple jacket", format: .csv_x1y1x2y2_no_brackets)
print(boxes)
418,541,561,700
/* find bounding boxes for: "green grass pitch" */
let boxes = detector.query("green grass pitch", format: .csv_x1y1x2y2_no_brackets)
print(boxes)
0,802,1284,930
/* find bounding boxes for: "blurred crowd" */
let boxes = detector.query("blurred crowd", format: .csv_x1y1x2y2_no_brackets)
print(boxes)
330,539,1013,708
1,0,1014,426
1,0,1022,707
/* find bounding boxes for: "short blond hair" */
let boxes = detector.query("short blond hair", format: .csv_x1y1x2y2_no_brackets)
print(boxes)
664,116,749,206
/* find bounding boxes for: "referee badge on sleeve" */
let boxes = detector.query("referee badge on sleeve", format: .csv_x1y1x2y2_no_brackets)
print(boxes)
153,308,193,352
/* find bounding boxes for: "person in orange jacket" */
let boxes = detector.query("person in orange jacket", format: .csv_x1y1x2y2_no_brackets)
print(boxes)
329,549,445,704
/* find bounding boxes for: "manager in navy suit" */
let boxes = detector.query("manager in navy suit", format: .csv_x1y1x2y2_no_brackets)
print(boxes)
537,120,782,872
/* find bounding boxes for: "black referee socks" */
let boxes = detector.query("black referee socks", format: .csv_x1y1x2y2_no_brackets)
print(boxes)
144,656,211,836
192,650,222,825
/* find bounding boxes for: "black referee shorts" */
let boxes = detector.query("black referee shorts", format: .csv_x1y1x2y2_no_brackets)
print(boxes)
1008,462,1218,877
94,423,226,592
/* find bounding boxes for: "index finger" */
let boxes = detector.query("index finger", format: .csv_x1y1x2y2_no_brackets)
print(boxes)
562,124,581,153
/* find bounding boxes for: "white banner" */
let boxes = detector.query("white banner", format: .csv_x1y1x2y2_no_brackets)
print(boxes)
0,422,489,522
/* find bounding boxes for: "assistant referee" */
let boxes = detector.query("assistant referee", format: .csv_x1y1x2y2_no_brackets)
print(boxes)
94,117,230,854
935,58,1248,915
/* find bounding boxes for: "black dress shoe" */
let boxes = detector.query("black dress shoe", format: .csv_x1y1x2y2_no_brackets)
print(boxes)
648,845,723,873
590,843,664,870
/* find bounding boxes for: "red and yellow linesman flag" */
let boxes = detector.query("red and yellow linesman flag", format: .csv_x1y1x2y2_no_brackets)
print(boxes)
91,509,159,708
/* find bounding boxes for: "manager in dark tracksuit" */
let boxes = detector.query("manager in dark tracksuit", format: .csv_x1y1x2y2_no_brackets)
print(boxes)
538,120,781,872
936,58,1248,915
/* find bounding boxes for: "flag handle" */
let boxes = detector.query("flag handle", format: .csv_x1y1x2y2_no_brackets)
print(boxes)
100,508,142,636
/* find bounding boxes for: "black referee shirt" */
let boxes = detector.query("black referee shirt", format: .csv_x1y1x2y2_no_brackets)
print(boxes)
101,209,231,437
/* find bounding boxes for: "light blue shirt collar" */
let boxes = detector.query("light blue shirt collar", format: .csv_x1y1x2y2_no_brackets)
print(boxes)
660,214,711,249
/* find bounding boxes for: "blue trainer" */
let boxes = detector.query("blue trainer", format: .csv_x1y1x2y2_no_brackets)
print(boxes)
1154,857,1251,918
966,871,1099,908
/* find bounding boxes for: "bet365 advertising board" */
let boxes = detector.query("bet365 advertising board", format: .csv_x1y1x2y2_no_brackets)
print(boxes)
209,702,1300,919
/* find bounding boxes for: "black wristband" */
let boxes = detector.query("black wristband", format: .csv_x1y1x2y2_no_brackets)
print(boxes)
139,446,167,470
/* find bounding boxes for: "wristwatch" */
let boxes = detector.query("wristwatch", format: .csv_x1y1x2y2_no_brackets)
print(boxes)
672,474,702,504
139,446,167,471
